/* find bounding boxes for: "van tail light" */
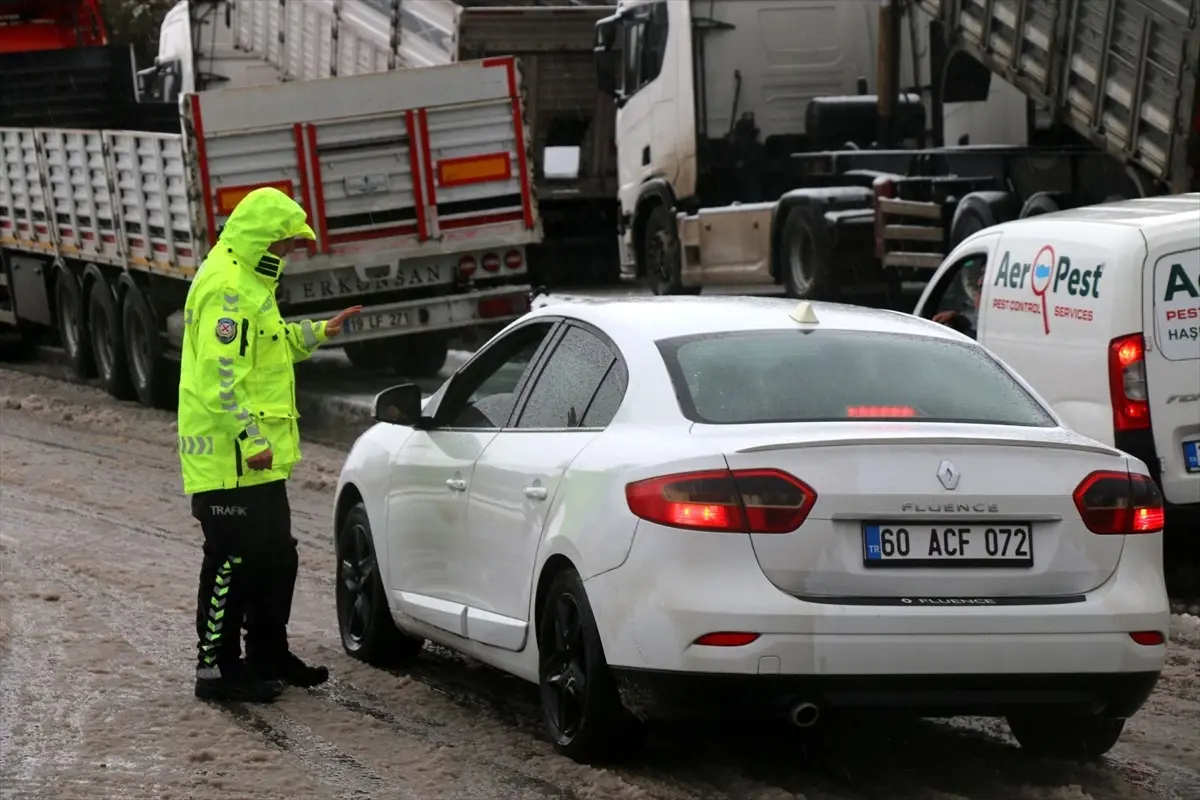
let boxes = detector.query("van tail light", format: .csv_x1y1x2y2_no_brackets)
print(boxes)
1072,470,1164,534
1108,333,1150,432
625,468,817,533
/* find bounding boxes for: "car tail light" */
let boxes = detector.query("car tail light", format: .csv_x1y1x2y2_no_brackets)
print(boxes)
1108,333,1150,432
693,632,760,647
504,249,523,270
458,255,478,278
846,405,916,418
1129,631,1165,646
481,252,501,272
1072,470,1164,534
625,468,816,533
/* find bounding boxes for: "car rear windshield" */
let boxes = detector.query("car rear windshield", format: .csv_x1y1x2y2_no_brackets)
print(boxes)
657,329,1056,427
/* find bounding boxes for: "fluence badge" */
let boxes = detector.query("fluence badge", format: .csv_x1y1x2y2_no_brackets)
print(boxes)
215,317,238,344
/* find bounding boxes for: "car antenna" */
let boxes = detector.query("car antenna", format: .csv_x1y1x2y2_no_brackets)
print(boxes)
790,301,819,324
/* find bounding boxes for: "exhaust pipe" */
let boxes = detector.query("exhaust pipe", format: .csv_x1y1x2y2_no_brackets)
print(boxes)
789,700,820,728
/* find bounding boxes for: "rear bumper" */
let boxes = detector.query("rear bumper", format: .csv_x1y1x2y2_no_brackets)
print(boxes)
610,667,1161,721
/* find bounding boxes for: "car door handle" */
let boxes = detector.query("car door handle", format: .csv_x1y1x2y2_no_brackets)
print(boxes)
523,486,548,501
446,478,467,492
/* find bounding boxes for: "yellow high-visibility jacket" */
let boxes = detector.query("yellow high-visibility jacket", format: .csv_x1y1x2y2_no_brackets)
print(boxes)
177,187,327,495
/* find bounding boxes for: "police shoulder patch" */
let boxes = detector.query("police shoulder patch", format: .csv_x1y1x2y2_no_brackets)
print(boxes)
215,317,238,344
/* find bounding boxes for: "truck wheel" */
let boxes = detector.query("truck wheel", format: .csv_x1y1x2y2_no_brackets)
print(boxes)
122,284,176,409
55,269,95,379
389,334,449,379
1019,191,1070,219
949,191,1018,249
781,205,837,300
344,341,388,371
86,279,134,401
641,204,699,296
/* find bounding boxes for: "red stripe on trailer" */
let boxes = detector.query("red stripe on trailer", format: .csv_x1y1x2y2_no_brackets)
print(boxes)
305,124,330,254
405,110,429,241
292,123,317,254
439,210,525,230
188,94,217,246
510,94,534,229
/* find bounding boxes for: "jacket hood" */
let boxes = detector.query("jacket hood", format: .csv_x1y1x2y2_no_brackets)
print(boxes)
215,187,315,283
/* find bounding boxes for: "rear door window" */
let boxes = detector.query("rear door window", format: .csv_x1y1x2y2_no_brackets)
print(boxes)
657,329,1055,426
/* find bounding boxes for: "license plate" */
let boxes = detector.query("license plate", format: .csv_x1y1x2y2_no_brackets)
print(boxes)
345,310,412,334
1184,441,1200,474
862,523,1033,568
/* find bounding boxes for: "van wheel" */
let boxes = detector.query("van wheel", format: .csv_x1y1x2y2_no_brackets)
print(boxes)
87,279,134,401
55,269,95,379
336,503,424,667
389,334,448,379
781,205,837,300
641,204,699,296
1007,712,1125,761
122,284,176,409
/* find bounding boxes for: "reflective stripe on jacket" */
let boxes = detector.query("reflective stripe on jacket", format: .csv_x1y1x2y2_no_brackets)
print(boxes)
177,187,325,495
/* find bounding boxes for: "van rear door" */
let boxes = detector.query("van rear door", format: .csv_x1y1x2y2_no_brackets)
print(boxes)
1144,240,1200,507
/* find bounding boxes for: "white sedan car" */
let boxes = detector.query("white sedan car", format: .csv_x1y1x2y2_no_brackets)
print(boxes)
332,296,1169,764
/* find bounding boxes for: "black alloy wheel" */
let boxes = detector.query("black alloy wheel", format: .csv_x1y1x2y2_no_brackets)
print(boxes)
336,503,423,666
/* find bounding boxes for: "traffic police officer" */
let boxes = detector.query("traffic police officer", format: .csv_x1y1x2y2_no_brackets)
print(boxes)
179,187,361,702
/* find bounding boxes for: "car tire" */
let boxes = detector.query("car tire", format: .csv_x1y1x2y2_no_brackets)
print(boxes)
55,269,95,379
336,503,424,667
122,284,177,410
1007,712,1125,761
781,204,837,300
537,568,641,764
86,278,135,400
641,203,700,297
389,334,449,379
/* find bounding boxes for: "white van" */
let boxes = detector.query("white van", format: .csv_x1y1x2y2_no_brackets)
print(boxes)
914,195,1200,573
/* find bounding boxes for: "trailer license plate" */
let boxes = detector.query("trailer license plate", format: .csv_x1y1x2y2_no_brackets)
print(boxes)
862,524,1033,568
345,311,412,334
1184,441,1200,473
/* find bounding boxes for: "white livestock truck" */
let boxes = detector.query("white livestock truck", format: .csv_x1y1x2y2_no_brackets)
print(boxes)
0,55,542,406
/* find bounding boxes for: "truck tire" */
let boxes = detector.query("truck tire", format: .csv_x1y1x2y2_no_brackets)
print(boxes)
949,191,1018,249
1019,191,1070,219
86,278,134,401
55,268,95,379
781,204,838,300
122,284,176,410
640,204,699,296
389,334,449,379
344,341,389,371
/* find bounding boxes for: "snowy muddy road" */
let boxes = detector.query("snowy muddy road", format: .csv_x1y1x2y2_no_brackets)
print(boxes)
1,368,1198,800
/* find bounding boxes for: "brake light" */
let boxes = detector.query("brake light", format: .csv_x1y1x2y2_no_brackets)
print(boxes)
1072,470,1164,534
504,249,523,270
481,252,501,272
846,405,916,418
459,255,478,278
625,468,817,533
1107,333,1150,432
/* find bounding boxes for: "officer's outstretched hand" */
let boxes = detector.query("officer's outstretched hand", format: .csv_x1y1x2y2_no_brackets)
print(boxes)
325,305,364,338
246,449,274,471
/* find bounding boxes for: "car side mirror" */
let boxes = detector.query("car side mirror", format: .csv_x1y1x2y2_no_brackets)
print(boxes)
373,383,425,427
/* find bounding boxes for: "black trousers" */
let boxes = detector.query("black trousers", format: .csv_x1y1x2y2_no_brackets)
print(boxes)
192,479,298,676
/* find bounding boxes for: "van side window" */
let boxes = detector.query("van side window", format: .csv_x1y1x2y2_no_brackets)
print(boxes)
923,253,988,339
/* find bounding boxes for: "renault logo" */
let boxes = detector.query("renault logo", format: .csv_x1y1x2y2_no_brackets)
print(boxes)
936,460,960,491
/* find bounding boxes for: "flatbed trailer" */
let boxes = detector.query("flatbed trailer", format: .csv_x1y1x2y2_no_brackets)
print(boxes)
1,57,542,403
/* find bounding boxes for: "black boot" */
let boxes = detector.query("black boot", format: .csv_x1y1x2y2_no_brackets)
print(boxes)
250,652,329,688
194,666,285,702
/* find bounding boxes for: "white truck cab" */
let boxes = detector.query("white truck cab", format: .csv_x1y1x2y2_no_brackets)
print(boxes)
914,194,1200,571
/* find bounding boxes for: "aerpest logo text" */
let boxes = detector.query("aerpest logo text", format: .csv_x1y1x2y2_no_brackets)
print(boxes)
989,246,1102,334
